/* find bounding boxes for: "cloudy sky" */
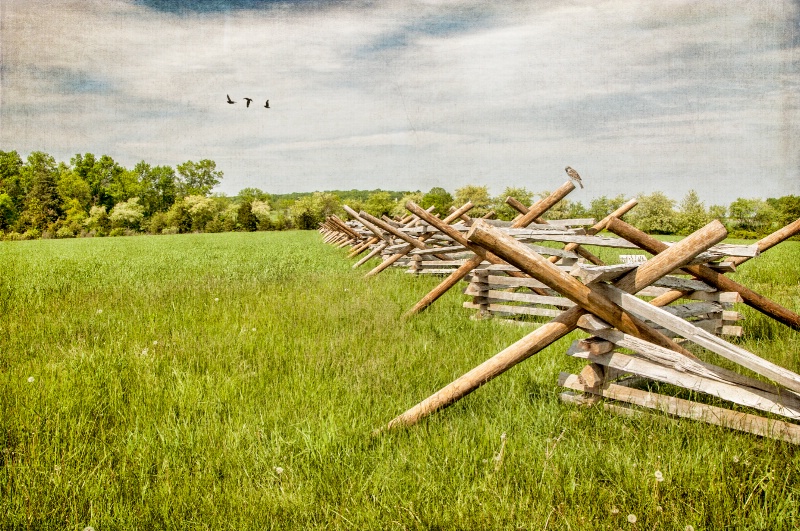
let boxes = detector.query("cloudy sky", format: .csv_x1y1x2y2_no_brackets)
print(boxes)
2,0,799,204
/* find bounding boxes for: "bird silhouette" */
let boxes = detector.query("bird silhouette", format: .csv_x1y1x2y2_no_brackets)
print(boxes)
244,97,253,108
565,166,583,189
226,94,236,104
264,100,270,109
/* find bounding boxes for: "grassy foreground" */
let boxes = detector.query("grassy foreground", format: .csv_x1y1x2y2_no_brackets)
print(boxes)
1,231,799,530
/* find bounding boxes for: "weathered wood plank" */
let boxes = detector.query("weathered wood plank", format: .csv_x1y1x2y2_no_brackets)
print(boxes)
559,373,800,444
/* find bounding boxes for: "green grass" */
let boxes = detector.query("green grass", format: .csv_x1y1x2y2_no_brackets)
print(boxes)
1,232,799,530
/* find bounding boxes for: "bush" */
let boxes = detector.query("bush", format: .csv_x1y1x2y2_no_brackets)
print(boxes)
22,229,41,240
4,231,23,241
109,228,125,237
56,227,76,239
205,218,224,233
161,227,179,235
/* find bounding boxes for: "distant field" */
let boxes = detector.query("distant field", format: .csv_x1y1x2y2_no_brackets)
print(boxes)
1,231,799,530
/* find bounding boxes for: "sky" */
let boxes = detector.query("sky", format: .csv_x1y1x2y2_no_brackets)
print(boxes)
1,0,799,205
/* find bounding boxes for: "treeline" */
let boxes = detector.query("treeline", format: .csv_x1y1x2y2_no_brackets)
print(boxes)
1,150,798,240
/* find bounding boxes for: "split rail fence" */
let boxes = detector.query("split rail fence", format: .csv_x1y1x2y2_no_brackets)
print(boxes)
318,179,800,444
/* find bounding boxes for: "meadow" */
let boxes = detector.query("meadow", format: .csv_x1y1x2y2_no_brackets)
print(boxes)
1,231,799,530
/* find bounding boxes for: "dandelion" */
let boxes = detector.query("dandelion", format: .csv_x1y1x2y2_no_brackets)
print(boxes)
251,328,257,332
274,466,284,475
656,506,663,512
654,470,664,482
611,507,620,515
141,347,149,356
96,309,103,314
733,456,739,463
627,514,637,524
214,297,219,302
83,527,96,531
27,376,35,383
685,526,694,531
153,340,158,346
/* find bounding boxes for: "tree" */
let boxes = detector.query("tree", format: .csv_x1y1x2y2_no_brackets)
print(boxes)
183,195,217,232
391,192,424,218
364,191,395,218
289,196,320,230
238,201,258,231
588,194,627,222
20,151,61,231
177,159,223,197
454,185,492,217
109,197,145,230
0,193,16,230
421,187,453,216
0,150,25,211
676,190,709,235
493,187,534,221
250,199,272,230
767,195,800,226
728,198,775,235
56,169,92,209
628,192,678,234
84,205,111,234
238,187,270,203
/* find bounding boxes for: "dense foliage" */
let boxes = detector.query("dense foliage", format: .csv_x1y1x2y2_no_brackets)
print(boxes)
1,149,798,240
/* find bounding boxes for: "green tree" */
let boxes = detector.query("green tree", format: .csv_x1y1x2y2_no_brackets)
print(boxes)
767,195,800,226
391,192,423,218
56,169,92,209
166,200,193,234
676,190,709,235
84,205,111,234
238,201,258,231
493,187,534,221
177,159,223,197
109,197,145,230
454,185,492,217
629,192,678,234
364,191,395,218
184,195,218,232
0,150,25,211
421,187,453,216
588,194,628,222
728,198,775,235
238,187,270,204
19,151,61,231
0,193,16,230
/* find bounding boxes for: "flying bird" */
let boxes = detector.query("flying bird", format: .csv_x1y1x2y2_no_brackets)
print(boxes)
226,94,236,104
244,97,253,108
264,100,270,109
565,166,583,189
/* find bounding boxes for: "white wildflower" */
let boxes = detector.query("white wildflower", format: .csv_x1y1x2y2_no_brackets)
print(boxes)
654,470,664,482
96,309,103,314
274,466,284,475
153,340,158,346
611,507,619,515
251,328,257,332
685,526,695,531
141,348,149,356
627,514,637,524
732,456,739,463
214,297,219,302
27,376,35,383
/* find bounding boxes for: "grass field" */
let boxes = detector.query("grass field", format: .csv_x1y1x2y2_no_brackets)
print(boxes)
2,231,800,530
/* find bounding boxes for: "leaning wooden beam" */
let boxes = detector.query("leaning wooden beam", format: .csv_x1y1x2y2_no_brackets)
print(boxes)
730,217,800,267
606,218,800,331
402,182,576,316
466,221,704,356
559,373,800,445
381,219,727,430
590,282,800,394
364,204,472,278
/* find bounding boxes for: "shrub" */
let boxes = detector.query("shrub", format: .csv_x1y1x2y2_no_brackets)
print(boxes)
56,227,76,239
109,227,125,237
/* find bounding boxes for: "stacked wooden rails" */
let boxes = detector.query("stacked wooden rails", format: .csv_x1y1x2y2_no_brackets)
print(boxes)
374,211,800,444
318,181,800,443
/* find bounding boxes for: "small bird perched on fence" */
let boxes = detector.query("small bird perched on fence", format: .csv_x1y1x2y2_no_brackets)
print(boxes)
565,166,583,189
226,94,236,104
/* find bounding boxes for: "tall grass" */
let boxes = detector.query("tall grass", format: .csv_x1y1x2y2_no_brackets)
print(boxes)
1,232,799,530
